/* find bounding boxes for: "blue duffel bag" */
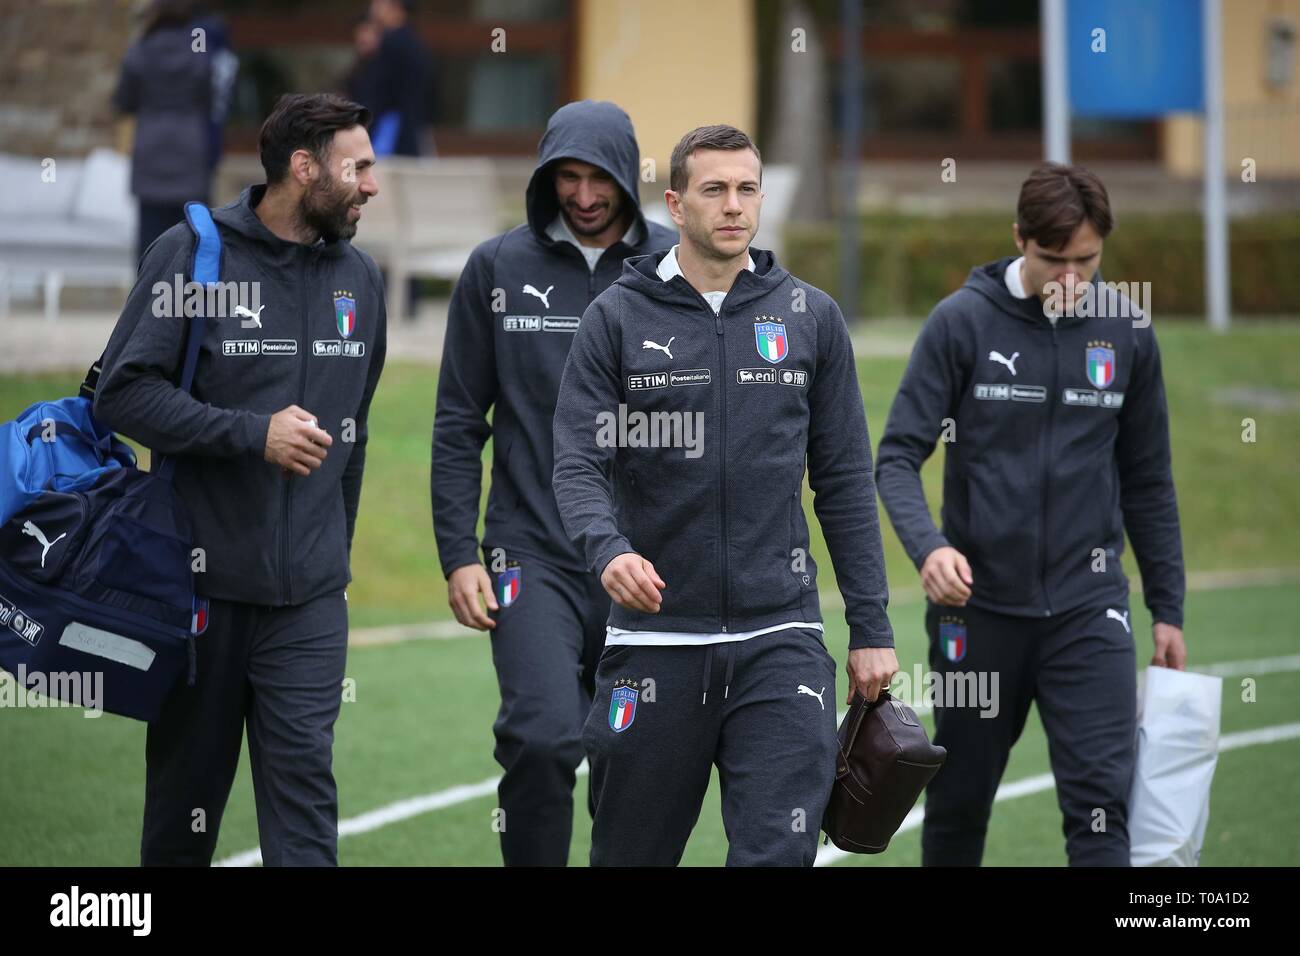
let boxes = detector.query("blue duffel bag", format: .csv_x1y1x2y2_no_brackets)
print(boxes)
0,202,219,721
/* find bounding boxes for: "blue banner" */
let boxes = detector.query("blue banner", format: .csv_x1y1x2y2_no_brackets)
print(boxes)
1068,0,1205,117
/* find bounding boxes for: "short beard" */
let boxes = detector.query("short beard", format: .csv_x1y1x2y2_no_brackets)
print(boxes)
299,169,357,243
564,193,625,239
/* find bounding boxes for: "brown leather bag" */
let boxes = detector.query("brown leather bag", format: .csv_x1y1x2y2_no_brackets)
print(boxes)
821,690,947,854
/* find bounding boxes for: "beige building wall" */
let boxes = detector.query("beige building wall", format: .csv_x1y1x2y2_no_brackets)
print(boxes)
575,0,756,190
1164,0,1300,177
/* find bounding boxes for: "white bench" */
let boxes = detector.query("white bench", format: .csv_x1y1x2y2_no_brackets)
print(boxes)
0,149,137,321
353,157,500,319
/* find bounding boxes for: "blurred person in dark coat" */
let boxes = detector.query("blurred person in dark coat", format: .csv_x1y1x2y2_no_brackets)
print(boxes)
343,15,384,114
367,0,429,157
114,0,215,260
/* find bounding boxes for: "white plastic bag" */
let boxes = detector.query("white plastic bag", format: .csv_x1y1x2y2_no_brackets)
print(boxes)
1128,666,1223,866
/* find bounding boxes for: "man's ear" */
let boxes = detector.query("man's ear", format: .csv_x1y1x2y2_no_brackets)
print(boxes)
665,189,686,227
290,148,317,186
1012,222,1025,255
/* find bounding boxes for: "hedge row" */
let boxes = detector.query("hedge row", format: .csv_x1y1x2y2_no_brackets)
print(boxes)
783,214,1300,317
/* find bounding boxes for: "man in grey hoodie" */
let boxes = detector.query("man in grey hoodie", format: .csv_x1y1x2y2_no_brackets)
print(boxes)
95,93,387,866
552,125,897,866
876,163,1185,866
431,100,675,865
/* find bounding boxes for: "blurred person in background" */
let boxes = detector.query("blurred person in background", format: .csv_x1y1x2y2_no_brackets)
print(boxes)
114,0,215,261
342,14,384,115
367,0,430,158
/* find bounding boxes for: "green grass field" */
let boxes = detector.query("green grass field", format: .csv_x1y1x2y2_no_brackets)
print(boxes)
1,320,1297,866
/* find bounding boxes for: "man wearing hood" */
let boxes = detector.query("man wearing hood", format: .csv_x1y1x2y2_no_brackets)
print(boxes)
430,100,676,866
95,93,387,866
875,162,1186,866
552,125,897,866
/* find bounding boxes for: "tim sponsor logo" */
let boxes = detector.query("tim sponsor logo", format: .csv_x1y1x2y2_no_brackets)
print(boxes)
628,372,668,391
503,315,541,332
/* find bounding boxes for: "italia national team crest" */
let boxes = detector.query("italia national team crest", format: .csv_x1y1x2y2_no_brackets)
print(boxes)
334,290,357,339
191,596,209,636
497,564,521,607
754,317,789,363
1086,341,1116,389
939,616,967,663
609,678,639,732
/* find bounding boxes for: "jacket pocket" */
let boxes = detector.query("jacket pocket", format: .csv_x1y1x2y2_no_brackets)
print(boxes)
964,462,1040,606
489,435,520,516
727,483,802,617
789,485,818,592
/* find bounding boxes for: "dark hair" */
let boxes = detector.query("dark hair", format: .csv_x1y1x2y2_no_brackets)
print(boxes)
1016,162,1114,250
259,93,372,186
143,0,196,35
669,125,762,194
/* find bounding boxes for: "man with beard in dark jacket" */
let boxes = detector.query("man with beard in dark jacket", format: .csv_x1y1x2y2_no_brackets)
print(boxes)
431,100,676,866
96,93,386,866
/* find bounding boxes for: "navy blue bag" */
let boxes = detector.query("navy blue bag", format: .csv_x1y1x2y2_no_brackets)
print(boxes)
0,202,220,721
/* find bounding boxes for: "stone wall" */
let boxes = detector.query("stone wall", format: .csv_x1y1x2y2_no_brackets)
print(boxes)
0,0,138,158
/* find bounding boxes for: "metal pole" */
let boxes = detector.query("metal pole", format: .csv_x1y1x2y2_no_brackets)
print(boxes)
1204,0,1230,331
1042,0,1070,162
839,0,861,322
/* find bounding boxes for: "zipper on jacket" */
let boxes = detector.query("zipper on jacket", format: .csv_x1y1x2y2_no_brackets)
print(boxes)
715,306,729,632
1039,324,1058,616
281,256,310,605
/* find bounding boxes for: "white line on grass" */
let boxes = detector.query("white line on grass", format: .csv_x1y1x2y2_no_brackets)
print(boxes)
214,650,1300,866
813,721,1300,866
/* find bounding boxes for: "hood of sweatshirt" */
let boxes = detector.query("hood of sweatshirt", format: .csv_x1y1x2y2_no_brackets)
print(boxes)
211,184,351,270
963,256,1108,330
615,246,792,311
525,100,652,243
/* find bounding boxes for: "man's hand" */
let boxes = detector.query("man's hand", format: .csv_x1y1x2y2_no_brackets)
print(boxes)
920,546,973,606
846,646,899,705
1151,622,1186,670
265,405,332,476
447,563,498,631
601,553,665,613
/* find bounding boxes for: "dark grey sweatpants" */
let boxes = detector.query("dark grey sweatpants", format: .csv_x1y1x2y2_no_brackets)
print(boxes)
140,590,348,866
486,550,608,866
921,599,1138,867
583,627,839,867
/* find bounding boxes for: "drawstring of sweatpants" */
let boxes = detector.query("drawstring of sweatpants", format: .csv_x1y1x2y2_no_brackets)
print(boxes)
702,644,714,704
701,641,738,704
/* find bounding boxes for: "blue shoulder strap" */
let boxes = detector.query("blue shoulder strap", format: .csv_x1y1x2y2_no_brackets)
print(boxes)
179,201,221,394
154,203,221,482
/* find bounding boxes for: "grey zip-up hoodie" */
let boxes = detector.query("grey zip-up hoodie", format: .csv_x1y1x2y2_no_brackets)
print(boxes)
95,185,387,606
875,257,1184,626
552,249,894,650
430,100,676,578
